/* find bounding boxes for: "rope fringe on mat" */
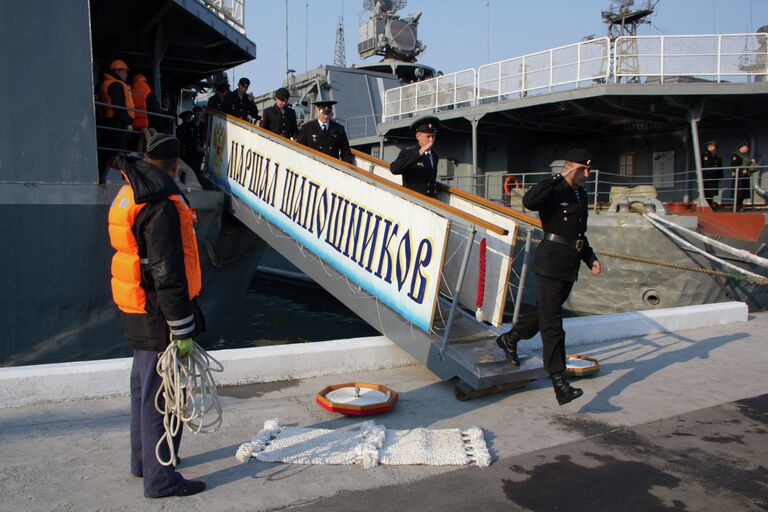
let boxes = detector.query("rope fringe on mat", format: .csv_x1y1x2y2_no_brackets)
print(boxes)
235,419,491,468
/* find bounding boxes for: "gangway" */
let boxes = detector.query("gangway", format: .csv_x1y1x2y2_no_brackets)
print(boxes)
206,111,547,397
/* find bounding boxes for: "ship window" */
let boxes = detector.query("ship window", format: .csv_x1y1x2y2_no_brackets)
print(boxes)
618,152,636,177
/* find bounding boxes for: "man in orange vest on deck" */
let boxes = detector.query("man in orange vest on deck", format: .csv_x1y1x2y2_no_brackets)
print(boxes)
131,73,162,150
98,59,135,178
108,133,206,498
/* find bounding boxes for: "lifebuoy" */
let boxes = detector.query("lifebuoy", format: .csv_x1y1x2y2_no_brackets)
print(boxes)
503,175,520,195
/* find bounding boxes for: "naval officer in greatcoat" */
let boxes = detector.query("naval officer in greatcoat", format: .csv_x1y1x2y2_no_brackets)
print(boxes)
296,100,354,164
390,116,440,198
496,148,602,406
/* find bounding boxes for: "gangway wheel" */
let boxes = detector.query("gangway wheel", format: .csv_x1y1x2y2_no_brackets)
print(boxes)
453,379,532,401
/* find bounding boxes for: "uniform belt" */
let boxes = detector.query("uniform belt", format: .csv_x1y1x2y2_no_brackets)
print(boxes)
544,233,584,251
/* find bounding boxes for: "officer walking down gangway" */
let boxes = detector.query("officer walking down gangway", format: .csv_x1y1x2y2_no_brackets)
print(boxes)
496,149,602,406
108,133,207,497
296,100,355,164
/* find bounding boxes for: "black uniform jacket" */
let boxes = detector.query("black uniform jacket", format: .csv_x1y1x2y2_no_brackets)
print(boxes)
702,150,723,180
223,91,259,122
390,145,439,198
207,95,225,112
523,174,597,282
177,120,199,165
260,104,298,139
296,119,354,164
117,155,205,350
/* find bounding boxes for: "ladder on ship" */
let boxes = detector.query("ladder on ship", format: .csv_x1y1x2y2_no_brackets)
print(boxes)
206,111,548,398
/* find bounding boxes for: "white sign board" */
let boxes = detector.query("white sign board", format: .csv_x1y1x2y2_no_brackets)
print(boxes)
208,114,450,332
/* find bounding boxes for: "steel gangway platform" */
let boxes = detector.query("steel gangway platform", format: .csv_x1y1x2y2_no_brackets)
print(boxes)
206,111,547,398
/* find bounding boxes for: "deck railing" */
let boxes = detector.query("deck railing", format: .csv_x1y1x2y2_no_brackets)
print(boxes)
381,32,768,122
198,0,246,31
614,33,768,83
440,165,767,213
477,38,610,101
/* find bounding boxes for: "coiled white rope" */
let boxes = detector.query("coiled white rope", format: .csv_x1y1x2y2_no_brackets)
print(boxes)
154,340,224,466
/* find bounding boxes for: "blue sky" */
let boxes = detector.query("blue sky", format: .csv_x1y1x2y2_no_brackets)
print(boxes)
231,0,767,94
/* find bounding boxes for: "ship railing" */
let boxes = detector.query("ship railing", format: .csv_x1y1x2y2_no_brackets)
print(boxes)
440,165,767,213
477,37,611,102
383,69,476,121
380,32,767,122
342,113,380,139
197,0,246,33
94,101,178,166
614,33,768,84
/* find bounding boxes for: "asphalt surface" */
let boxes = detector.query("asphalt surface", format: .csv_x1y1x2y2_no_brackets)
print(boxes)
1,313,767,511
283,394,768,512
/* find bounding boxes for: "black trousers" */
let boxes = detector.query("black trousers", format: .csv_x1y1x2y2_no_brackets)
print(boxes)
130,349,184,497
509,273,574,375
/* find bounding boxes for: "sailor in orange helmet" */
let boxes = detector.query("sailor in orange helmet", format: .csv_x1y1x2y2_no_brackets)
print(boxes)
130,73,162,150
97,59,135,177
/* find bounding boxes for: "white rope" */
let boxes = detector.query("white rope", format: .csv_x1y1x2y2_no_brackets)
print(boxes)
647,211,768,269
155,340,224,466
643,214,765,281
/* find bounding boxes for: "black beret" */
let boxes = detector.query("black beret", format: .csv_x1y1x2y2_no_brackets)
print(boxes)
561,148,593,167
214,82,229,92
705,140,717,146
146,133,180,160
179,110,194,120
737,140,749,148
275,87,290,101
410,115,440,133
238,77,250,86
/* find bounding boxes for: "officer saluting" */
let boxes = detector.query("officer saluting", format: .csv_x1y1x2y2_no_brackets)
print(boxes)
390,116,440,198
296,100,354,164
496,148,602,406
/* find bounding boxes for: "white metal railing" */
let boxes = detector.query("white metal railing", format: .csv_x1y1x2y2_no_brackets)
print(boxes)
614,33,768,83
199,0,246,32
343,113,380,139
381,32,767,122
383,69,476,121
441,166,767,213
477,37,610,101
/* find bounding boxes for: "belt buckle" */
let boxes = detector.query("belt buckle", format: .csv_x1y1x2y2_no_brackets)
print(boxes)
575,239,584,251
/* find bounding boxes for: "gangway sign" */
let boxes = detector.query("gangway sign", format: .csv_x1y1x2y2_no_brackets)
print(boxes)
206,111,546,397
208,112,449,332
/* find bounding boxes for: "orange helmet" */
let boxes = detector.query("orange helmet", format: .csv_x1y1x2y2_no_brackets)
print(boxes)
109,59,128,71
133,73,147,83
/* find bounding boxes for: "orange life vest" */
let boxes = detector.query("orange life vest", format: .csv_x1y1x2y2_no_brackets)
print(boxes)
131,80,152,129
99,73,135,120
108,185,201,314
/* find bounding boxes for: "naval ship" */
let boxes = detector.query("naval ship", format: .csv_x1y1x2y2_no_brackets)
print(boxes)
0,0,267,366
251,0,768,316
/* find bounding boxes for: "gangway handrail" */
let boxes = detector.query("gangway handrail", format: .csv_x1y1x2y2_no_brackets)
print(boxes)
213,110,510,236
351,149,543,229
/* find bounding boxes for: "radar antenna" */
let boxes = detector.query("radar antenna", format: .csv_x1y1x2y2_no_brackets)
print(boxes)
358,0,425,62
602,0,658,40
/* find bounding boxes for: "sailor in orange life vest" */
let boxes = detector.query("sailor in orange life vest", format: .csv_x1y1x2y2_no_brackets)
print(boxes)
496,148,602,406
107,133,206,498
390,116,440,198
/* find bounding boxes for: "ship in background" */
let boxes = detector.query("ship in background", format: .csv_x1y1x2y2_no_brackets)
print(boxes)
251,0,768,315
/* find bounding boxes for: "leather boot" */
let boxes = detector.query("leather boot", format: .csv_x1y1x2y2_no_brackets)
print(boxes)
496,332,520,366
550,372,583,405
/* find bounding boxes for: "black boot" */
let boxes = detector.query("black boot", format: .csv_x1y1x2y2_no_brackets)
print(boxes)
551,372,583,405
496,332,520,366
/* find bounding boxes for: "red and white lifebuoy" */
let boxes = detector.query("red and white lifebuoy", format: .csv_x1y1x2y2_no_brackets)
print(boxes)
503,175,520,195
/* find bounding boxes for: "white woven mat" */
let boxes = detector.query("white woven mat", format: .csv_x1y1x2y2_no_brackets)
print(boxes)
235,419,492,468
